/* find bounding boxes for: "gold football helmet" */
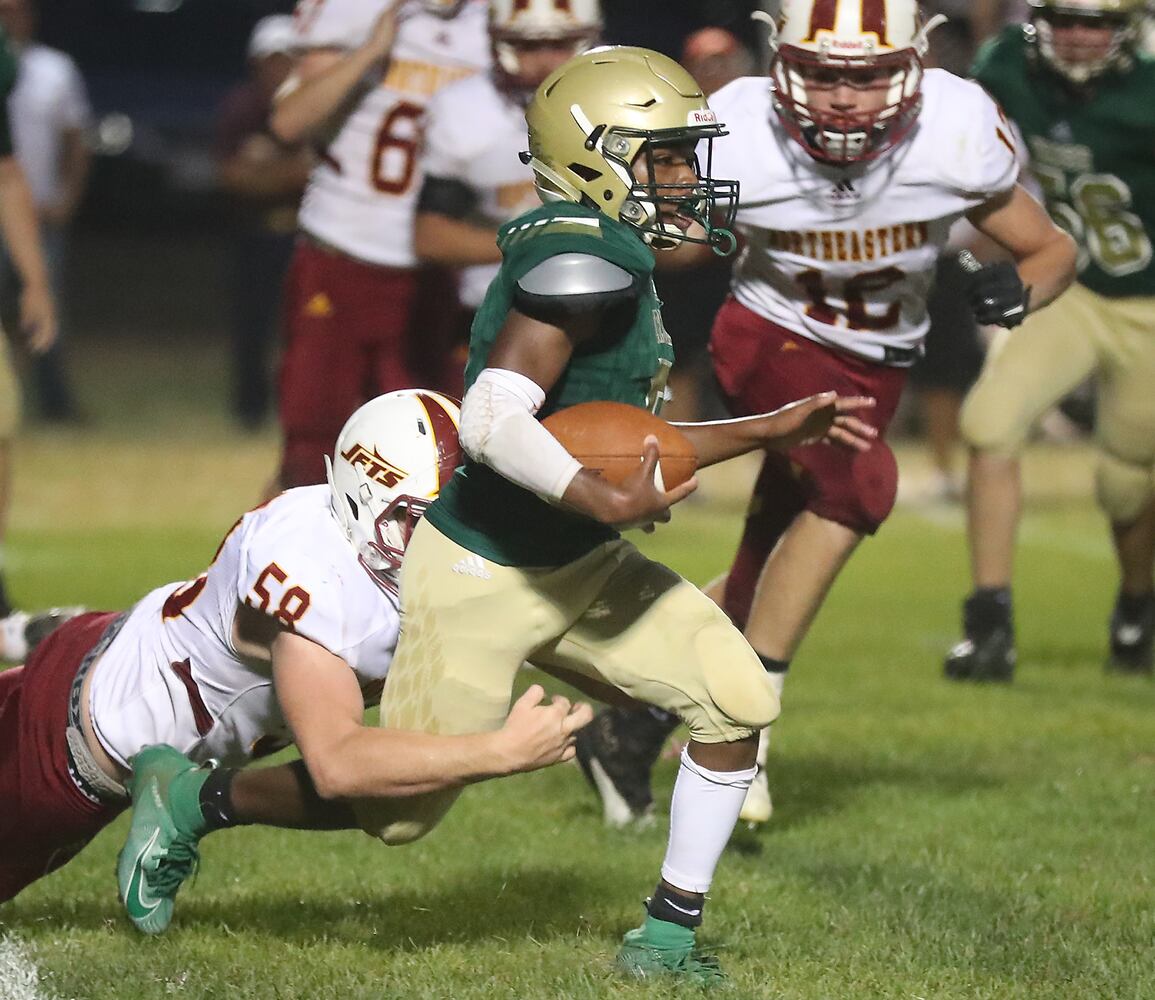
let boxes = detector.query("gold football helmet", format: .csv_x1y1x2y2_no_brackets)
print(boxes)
523,45,738,252
1027,0,1146,83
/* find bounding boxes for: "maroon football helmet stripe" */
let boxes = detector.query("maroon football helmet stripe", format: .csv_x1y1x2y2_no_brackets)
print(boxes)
805,0,839,40
860,0,890,46
415,392,461,490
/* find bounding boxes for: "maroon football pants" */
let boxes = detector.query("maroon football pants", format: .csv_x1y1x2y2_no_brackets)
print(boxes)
709,297,907,630
0,612,125,902
277,240,429,488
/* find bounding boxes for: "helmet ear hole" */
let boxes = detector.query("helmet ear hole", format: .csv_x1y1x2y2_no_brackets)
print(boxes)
569,162,601,182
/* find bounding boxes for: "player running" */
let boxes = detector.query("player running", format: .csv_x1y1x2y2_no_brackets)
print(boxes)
365,46,877,983
574,0,1077,828
946,0,1155,680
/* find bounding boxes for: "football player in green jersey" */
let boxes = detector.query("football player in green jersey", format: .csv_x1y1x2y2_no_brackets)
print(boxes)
0,22,57,617
947,0,1155,680
355,46,877,982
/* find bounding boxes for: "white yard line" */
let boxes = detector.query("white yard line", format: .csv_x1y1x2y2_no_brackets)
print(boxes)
0,934,50,1000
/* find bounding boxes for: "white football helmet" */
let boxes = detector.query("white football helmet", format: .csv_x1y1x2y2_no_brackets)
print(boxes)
325,389,461,594
757,0,944,165
489,0,602,85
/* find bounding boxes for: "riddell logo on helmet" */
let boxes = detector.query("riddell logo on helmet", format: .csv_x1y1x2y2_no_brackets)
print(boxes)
687,109,717,125
342,443,407,489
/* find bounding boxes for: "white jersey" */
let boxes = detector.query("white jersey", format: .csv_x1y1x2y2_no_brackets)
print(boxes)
88,487,400,769
421,72,539,307
709,70,1019,365
293,0,490,267
8,44,92,210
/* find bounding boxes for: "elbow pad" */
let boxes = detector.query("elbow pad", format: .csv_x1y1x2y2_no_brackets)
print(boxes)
459,368,583,501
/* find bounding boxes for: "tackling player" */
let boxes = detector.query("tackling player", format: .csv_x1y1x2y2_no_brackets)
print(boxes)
574,0,1078,827
0,390,591,932
414,0,601,319
946,0,1155,680
363,46,878,983
270,0,489,489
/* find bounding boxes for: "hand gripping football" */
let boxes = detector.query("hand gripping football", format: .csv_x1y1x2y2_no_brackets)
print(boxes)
542,401,698,490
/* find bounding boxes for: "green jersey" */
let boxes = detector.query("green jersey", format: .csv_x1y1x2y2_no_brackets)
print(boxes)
972,26,1155,298
0,28,16,157
425,201,674,567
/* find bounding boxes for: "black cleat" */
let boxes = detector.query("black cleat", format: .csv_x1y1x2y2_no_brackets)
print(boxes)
1107,592,1154,674
944,591,1016,683
575,706,678,828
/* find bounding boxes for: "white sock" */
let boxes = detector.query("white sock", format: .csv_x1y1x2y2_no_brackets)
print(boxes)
659,746,757,894
757,670,787,769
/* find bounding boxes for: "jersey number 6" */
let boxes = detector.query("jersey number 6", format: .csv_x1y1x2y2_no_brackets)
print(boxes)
372,101,424,195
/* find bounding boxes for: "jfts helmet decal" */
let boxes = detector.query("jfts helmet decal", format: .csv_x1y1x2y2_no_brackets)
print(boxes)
340,443,408,490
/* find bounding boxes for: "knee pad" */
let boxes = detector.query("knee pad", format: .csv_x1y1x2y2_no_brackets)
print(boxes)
353,788,461,845
690,625,781,739
1096,451,1153,523
808,440,898,534
703,660,779,733
959,386,1028,454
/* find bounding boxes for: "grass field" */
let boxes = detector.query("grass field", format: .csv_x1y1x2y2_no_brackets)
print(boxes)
2,341,1153,999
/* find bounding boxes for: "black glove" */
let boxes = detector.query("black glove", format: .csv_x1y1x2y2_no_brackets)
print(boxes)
958,250,1030,328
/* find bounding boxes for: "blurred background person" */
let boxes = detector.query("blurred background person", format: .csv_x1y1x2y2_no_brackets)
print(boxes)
946,0,1155,681
904,2,993,503
0,16,56,616
268,0,490,491
215,15,311,431
0,0,88,425
655,25,754,423
413,0,603,375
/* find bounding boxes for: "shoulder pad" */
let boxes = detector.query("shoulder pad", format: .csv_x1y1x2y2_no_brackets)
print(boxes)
517,252,636,299
514,252,639,316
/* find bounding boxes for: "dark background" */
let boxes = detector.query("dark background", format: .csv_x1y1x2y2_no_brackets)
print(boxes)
16,1,762,387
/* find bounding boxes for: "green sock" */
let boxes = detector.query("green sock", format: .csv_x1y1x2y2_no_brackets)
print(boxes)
640,914,696,951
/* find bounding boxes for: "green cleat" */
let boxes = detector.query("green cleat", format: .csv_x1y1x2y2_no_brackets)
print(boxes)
616,915,725,985
117,745,211,935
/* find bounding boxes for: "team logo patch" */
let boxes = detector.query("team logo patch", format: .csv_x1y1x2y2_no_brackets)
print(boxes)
304,292,333,318
342,443,408,489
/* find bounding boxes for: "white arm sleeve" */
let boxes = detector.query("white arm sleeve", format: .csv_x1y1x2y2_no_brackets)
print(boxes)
459,368,583,501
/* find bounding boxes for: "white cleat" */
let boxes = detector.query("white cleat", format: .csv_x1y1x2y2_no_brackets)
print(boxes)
739,766,772,827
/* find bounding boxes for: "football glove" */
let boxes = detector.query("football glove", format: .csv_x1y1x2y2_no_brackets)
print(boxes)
958,250,1030,328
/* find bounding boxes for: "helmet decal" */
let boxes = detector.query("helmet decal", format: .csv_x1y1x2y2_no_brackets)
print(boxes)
326,389,462,596
414,390,463,492
340,443,409,490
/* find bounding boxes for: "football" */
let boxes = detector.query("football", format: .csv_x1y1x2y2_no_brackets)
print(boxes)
542,401,698,489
